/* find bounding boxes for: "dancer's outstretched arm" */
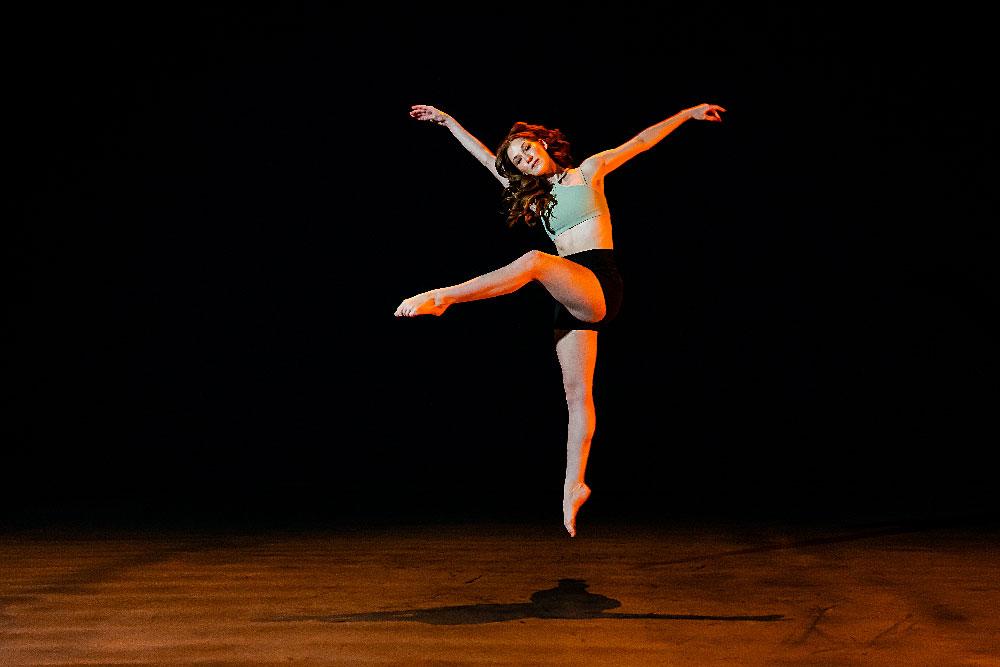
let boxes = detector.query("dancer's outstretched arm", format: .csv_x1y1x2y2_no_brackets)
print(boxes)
582,103,726,178
410,104,510,187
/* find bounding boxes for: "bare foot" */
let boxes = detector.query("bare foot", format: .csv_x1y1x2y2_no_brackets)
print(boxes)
394,291,449,317
562,482,591,537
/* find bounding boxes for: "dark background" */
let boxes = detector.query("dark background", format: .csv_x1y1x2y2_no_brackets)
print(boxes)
6,5,995,530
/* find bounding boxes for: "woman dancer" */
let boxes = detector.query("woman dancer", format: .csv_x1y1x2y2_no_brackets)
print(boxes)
396,102,725,535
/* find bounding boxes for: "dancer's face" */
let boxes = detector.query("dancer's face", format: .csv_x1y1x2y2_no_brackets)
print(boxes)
506,137,553,176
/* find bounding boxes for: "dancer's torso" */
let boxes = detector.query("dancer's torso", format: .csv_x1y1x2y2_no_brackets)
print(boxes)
548,167,615,257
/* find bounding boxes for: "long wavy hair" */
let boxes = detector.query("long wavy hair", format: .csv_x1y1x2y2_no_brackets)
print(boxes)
494,121,575,234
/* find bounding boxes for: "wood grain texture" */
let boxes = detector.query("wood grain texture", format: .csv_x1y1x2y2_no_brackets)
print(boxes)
2,520,998,665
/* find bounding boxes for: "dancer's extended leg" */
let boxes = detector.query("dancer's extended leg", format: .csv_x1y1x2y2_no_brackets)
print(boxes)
556,328,598,537
394,250,606,321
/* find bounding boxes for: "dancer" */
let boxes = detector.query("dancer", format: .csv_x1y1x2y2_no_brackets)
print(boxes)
396,102,725,536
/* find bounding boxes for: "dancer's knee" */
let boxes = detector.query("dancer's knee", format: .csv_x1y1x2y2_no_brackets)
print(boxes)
565,390,595,418
585,300,607,323
517,249,547,278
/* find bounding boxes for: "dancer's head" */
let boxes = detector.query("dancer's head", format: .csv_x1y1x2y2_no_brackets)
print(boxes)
495,122,573,180
495,122,574,230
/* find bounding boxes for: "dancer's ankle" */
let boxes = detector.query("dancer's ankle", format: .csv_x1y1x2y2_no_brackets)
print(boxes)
434,290,454,307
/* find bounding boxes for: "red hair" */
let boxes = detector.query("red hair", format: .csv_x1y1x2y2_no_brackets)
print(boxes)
494,121,575,234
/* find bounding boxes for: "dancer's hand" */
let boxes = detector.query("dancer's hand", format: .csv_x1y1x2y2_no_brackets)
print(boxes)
686,104,726,122
410,104,452,127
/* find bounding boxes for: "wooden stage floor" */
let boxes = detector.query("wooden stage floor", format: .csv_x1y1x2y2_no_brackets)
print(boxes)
2,516,998,665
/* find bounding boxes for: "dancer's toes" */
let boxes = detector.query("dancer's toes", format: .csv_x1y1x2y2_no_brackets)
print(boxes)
394,291,449,318
562,482,591,537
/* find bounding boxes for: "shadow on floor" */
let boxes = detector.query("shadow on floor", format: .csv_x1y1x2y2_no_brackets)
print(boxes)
260,578,784,625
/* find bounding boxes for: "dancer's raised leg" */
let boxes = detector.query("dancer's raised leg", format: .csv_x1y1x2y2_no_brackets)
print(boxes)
394,250,606,321
555,328,599,537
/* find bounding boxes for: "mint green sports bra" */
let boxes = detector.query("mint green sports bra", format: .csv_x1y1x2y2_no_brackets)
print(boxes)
544,168,611,240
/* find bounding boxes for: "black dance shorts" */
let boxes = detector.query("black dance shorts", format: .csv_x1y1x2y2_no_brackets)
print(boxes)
553,249,624,332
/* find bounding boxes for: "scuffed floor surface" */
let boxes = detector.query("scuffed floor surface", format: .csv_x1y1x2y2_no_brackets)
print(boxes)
1,517,998,665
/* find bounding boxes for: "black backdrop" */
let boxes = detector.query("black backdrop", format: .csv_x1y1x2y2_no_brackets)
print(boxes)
6,6,996,528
